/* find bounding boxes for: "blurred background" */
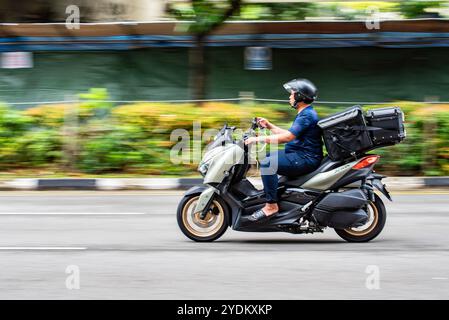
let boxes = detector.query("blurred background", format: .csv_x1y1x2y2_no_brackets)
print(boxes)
0,0,448,178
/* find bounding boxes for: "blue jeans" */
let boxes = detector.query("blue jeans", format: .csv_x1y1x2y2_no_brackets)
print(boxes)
259,150,321,203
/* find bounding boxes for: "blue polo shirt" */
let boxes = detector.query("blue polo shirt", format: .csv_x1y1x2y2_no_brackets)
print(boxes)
285,105,323,161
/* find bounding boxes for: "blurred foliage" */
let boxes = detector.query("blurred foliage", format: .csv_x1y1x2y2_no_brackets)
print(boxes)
0,0,128,23
0,104,33,166
239,3,316,20
167,0,448,21
1,0,447,23
167,0,241,36
16,129,62,166
338,1,398,11
399,0,443,18
78,87,113,119
0,89,448,176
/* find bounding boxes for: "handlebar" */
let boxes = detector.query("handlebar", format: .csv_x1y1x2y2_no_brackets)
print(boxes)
216,118,264,145
250,117,259,130
244,118,258,141
243,117,266,142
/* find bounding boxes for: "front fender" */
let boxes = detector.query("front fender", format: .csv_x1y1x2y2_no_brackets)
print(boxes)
193,187,216,214
182,185,232,227
184,185,210,197
183,185,217,215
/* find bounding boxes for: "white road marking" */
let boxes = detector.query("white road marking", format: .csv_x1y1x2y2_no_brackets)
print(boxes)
0,247,87,250
432,277,448,280
0,212,145,215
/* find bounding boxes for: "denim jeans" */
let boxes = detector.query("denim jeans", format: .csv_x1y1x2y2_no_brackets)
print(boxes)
259,149,321,203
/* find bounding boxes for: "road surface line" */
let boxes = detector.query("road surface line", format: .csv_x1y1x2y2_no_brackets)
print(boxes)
432,277,448,280
0,212,146,215
0,247,87,250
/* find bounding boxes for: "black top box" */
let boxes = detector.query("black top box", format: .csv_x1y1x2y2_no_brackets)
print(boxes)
318,105,373,161
365,107,406,147
318,105,406,162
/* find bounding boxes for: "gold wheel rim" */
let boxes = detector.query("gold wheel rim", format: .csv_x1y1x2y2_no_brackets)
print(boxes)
344,201,379,236
181,196,225,238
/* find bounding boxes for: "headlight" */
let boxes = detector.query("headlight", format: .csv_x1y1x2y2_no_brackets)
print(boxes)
198,162,209,177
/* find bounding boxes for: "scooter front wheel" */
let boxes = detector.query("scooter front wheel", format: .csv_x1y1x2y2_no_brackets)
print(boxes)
177,194,229,242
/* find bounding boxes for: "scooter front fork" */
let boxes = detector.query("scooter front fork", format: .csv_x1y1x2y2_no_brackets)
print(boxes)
193,187,216,219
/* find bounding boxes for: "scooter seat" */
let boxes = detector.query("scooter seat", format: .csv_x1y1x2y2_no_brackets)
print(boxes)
278,156,341,187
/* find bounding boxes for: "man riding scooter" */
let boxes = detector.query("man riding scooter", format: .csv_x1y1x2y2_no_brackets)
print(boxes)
178,77,404,242
243,78,323,224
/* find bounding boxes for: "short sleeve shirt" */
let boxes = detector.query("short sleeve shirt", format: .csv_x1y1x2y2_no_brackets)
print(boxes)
285,105,323,160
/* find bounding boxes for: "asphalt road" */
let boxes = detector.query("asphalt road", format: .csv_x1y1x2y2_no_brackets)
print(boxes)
0,190,448,299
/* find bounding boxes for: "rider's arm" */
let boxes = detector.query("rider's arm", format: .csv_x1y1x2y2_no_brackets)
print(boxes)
254,113,312,144
267,123,290,135
257,131,295,144
257,118,289,135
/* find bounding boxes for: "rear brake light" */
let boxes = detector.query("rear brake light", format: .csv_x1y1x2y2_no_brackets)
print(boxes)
352,155,380,170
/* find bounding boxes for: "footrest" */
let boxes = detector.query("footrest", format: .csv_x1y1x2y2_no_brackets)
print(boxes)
242,191,265,202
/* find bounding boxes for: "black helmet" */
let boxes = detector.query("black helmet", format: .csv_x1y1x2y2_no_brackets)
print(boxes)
283,78,318,107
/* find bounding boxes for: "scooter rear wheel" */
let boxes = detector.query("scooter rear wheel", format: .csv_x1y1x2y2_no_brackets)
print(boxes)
177,194,229,242
334,194,386,242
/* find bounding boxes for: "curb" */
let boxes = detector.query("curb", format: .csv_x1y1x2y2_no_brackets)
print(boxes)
423,177,449,187
0,178,202,191
0,176,447,191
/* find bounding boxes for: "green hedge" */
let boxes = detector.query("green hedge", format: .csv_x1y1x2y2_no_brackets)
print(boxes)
0,89,448,176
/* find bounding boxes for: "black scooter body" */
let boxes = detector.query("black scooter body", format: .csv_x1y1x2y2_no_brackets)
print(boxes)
186,159,380,233
178,119,397,242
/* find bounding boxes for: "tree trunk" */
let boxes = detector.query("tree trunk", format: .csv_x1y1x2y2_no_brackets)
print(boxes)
62,100,79,171
190,35,207,103
422,113,438,174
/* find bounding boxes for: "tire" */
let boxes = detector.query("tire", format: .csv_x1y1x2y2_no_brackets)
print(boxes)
335,194,386,242
177,193,229,242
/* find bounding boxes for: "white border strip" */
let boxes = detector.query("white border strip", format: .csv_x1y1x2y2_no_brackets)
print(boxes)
0,247,87,250
1,179,38,190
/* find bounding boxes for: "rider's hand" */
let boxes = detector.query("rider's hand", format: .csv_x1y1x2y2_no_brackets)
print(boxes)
256,117,270,129
244,137,258,145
